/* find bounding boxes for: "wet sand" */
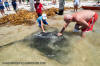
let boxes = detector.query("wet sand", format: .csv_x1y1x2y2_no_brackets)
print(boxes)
0,10,100,66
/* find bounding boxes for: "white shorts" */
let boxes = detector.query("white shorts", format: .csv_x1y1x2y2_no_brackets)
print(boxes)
74,2,79,6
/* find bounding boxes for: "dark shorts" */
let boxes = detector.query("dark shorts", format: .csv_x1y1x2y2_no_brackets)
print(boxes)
4,2,9,7
12,1,17,10
37,13,42,17
0,6,4,10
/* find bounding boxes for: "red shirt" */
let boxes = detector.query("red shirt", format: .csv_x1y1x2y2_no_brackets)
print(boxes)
35,3,43,14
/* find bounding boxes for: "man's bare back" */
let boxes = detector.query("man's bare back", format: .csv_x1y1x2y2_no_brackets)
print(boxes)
72,10,95,23
57,10,98,37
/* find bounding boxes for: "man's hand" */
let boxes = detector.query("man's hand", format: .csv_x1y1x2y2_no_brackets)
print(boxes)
43,30,45,32
57,33,62,36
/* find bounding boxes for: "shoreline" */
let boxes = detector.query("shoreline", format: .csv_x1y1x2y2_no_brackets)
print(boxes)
0,1,97,18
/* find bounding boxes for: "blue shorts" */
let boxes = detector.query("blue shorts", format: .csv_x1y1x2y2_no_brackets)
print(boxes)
0,6,4,10
4,2,9,7
37,19,48,27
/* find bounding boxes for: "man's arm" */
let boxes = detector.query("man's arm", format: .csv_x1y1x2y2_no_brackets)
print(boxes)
60,23,68,33
42,5,46,10
77,18,90,29
57,22,69,36
41,20,45,32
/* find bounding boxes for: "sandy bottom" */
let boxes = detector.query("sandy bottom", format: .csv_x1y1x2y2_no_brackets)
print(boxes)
0,10,100,66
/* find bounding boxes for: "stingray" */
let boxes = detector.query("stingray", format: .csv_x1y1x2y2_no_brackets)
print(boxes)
34,31,64,44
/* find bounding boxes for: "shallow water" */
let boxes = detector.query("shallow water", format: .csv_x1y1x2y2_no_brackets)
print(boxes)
0,10,100,66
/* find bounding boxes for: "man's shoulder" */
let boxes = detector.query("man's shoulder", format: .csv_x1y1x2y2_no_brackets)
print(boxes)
73,14,82,22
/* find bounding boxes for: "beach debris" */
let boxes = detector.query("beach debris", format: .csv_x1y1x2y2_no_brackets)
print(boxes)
0,7,72,25
0,10,37,25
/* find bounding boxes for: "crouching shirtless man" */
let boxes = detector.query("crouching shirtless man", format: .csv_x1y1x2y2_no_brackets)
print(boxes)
57,10,98,38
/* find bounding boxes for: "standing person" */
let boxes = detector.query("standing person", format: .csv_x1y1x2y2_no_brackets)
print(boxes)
37,14,48,32
34,0,45,17
52,0,56,5
12,0,17,12
97,0,100,5
57,10,98,38
26,0,29,5
22,0,25,4
57,0,65,15
73,0,80,12
4,0,10,11
0,0,5,16
19,0,21,4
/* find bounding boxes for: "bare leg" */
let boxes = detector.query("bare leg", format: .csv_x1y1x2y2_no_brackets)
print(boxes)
7,7,10,10
0,10,2,15
1,10,5,16
81,31,85,38
8,7,10,10
76,5,78,12
74,5,77,12
74,6,75,12
6,7,8,11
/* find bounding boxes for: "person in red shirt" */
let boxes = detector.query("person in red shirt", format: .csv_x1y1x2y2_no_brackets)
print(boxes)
35,0,44,17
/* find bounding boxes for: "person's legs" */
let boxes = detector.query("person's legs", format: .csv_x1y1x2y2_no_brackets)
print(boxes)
5,3,8,11
42,20,48,25
0,10,2,15
74,2,79,12
74,5,76,12
58,0,64,15
6,6,9,11
13,4,17,12
8,6,10,10
7,4,10,10
75,3,78,12
37,20,41,27
12,4,14,10
74,5,77,12
0,6,5,16
74,4,77,12
1,10,5,16
81,31,85,38
14,4,17,11
12,2,17,11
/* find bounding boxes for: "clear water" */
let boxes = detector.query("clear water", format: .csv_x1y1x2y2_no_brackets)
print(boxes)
0,10,100,66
